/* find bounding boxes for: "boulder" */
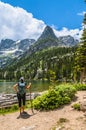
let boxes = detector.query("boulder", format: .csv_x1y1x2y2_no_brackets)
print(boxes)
80,95,86,112
0,92,41,108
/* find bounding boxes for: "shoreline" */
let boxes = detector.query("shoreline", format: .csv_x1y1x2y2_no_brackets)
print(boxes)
0,92,41,109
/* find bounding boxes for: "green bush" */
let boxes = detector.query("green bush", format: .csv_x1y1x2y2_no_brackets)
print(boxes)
74,84,86,91
0,104,18,114
62,96,71,104
55,84,76,99
72,103,80,111
33,84,77,110
57,118,69,123
33,89,60,110
11,105,18,111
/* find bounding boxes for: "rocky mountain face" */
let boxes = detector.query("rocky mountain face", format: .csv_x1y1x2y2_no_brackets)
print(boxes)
28,26,60,54
38,26,58,40
28,26,79,54
0,39,15,50
0,38,35,67
59,35,79,46
0,25,79,68
38,26,79,47
0,38,35,53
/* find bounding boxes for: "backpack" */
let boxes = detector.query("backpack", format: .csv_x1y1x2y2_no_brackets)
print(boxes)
18,82,26,95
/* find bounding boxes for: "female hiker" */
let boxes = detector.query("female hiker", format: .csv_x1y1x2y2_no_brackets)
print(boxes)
13,77,31,115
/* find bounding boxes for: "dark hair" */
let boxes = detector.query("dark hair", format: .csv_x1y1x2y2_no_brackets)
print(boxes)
20,79,24,83
20,77,24,83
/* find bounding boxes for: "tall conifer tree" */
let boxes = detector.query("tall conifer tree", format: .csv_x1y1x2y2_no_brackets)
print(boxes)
74,11,86,83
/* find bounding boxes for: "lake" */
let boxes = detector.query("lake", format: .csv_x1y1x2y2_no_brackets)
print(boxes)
0,80,50,94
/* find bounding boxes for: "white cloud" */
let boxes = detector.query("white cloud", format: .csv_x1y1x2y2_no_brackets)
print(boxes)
53,27,83,40
0,1,83,41
0,1,46,40
77,11,86,16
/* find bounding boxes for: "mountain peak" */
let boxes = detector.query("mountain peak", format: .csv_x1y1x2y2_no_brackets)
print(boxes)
38,25,57,40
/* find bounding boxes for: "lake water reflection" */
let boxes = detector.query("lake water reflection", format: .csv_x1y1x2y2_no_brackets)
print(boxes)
0,80,50,94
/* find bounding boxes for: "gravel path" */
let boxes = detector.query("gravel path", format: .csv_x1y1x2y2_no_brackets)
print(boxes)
0,91,86,130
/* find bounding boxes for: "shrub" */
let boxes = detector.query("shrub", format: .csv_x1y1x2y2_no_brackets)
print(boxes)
72,103,80,111
11,105,18,111
55,84,76,99
0,105,18,115
33,89,60,110
33,84,77,110
57,118,69,123
74,84,86,91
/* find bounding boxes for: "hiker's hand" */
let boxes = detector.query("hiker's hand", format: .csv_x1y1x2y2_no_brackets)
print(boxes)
26,83,31,89
29,82,31,89
29,83,31,86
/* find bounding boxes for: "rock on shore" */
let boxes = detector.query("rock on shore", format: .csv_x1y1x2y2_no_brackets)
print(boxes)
0,92,40,108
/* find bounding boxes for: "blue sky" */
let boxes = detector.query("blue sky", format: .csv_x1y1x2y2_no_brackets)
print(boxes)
0,0,86,40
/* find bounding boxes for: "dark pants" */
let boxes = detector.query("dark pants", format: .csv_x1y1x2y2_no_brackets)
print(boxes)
17,93,26,107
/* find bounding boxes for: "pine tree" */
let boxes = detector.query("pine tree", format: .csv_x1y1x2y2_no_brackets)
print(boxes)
74,13,86,83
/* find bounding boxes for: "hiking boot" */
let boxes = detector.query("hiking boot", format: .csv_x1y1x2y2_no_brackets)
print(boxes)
22,111,27,114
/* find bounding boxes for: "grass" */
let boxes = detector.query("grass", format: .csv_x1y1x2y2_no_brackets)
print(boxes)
0,101,32,115
51,118,69,130
0,104,19,115
72,103,80,111
57,118,69,124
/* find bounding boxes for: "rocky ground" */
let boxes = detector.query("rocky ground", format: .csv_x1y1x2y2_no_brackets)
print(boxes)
0,91,86,130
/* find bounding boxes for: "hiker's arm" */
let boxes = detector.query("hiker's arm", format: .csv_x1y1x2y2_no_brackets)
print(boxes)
26,83,31,89
13,84,18,93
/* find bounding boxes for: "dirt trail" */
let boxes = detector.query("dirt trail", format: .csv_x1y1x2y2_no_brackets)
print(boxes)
0,91,86,130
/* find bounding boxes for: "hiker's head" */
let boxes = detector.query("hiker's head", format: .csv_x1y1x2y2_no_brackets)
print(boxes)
20,77,24,83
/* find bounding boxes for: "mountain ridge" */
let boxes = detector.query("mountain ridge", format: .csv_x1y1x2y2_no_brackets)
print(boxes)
27,26,79,55
0,25,79,68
